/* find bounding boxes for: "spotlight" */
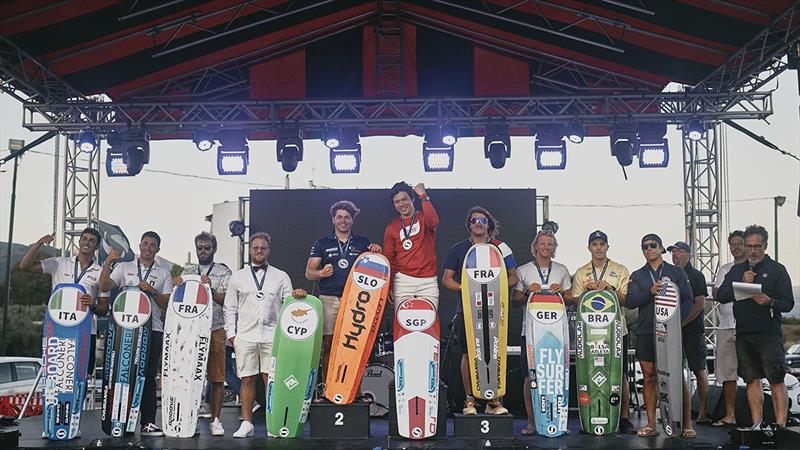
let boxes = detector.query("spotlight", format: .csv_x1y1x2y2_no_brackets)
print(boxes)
228,220,246,239
217,130,248,175
106,149,131,177
637,123,669,168
484,123,510,169
105,132,149,177
535,126,567,170
611,138,634,167
423,131,454,172
193,129,215,151
277,129,303,172
77,130,97,153
685,118,704,141
329,139,361,174
440,123,458,146
565,120,585,144
322,127,341,149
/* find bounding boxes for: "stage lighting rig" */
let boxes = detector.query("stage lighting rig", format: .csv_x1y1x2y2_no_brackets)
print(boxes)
534,125,567,170
77,130,98,153
610,126,636,168
329,134,361,174
277,128,304,172
440,123,458,146
105,131,149,177
637,123,669,168
423,128,454,172
685,117,705,141
193,129,215,151
565,120,585,144
484,123,510,169
322,127,341,149
217,130,249,175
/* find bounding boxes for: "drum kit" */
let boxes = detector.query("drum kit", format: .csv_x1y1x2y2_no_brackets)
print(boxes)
359,332,394,416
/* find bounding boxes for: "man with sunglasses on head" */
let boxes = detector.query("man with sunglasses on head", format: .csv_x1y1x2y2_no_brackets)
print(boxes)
717,225,794,429
443,206,517,416
173,232,232,436
627,234,695,438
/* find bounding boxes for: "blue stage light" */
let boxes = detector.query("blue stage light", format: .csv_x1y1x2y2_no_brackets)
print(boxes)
193,129,215,151
77,130,97,153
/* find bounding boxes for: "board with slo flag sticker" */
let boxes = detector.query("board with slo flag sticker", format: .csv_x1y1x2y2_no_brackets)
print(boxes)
267,295,323,438
575,290,623,436
161,275,213,437
42,283,92,440
101,288,152,437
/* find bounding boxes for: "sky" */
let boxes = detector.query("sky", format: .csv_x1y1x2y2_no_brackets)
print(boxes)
1,73,799,285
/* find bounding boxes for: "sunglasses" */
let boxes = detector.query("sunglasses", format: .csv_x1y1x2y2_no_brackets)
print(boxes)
469,217,489,225
641,242,660,250
196,245,213,251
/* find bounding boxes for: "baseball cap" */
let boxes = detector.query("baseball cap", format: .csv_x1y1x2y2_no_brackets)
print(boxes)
588,230,608,244
641,233,666,253
667,241,691,253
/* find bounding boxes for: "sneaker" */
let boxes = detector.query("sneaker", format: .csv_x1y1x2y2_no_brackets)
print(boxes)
141,423,164,436
619,418,636,435
233,421,254,438
210,418,225,436
485,398,509,415
462,395,477,415
198,403,212,419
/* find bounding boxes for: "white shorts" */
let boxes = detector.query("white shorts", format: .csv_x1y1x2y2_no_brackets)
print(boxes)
715,328,738,382
233,338,273,378
391,273,439,309
319,295,341,336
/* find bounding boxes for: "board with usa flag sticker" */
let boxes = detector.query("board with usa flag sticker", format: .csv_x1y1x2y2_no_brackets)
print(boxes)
101,287,152,437
654,279,684,437
461,243,508,400
161,275,213,437
42,283,92,441
575,290,622,436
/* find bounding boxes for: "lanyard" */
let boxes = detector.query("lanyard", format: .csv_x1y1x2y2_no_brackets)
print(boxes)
400,211,418,241
137,259,154,283
647,264,664,285
534,260,552,285
73,257,93,284
251,265,267,292
337,235,352,259
198,263,215,277
592,259,609,282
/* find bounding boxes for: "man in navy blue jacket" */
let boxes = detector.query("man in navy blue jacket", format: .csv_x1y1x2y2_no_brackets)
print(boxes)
717,225,794,428
627,234,695,438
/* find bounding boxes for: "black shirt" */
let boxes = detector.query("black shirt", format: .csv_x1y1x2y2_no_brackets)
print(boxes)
627,261,694,336
682,262,707,335
717,255,794,336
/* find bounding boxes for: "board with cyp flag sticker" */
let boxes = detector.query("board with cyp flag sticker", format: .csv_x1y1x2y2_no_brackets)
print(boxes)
101,288,151,437
267,295,323,438
161,275,213,437
460,243,508,400
576,290,623,436
42,283,92,441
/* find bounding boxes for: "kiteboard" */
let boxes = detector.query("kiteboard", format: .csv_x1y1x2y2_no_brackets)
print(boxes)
654,279,683,437
101,288,152,437
461,244,508,400
393,298,440,439
575,290,623,436
267,295,323,438
161,275,213,437
325,253,391,404
42,283,92,440
525,290,569,437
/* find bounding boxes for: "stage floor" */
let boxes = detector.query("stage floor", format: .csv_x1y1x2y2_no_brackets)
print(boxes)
17,408,747,449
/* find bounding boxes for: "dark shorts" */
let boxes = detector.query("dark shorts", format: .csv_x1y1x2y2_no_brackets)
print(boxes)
635,334,656,362
736,332,786,384
88,335,96,378
454,312,468,354
622,334,629,371
682,332,706,372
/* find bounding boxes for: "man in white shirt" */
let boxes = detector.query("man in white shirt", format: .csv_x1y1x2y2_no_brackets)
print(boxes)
710,230,745,427
100,231,174,437
511,229,572,435
224,232,306,438
19,228,110,378
174,232,231,436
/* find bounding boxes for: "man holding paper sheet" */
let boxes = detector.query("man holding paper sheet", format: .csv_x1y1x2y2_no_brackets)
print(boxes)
717,224,794,428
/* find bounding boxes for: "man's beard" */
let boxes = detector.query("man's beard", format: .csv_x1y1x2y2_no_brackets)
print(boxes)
199,256,214,265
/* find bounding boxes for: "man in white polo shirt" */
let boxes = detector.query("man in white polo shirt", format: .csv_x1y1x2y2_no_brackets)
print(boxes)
99,231,174,437
710,230,745,427
224,232,306,438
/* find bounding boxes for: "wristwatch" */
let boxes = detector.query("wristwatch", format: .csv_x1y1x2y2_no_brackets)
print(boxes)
769,299,776,308
419,194,430,201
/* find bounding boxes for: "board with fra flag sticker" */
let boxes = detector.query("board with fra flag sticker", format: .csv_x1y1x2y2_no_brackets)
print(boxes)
575,290,623,436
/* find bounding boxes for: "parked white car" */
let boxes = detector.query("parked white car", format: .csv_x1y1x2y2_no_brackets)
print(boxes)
0,357,41,397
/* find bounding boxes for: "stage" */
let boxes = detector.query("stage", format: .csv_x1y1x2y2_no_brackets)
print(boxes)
14,408,769,450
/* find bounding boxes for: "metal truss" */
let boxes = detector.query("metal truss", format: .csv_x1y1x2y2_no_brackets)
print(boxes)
60,138,101,257
20,91,772,133
376,0,405,97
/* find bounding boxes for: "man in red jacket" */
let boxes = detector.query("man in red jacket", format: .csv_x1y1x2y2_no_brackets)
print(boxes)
383,181,439,308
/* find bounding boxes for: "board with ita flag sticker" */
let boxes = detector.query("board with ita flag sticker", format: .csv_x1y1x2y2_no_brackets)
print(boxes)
460,243,508,400
161,275,213,437
42,283,92,440
525,290,569,437
393,298,440,439
654,279,684,437
325,252,391,404
267,294,323,438
575,290,623,436
101,288,152,437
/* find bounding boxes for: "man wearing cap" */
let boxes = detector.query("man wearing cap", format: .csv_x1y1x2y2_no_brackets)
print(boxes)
627,234,695,438
571,230,634,434
668,240,711,425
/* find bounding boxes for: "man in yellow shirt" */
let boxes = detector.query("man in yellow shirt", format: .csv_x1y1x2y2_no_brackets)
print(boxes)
572,230,634,434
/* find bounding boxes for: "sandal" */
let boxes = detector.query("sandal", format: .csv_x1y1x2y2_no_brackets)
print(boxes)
711,419,735,427
637,426,659,437
682,429,697,439
696,417,712,425
521,424,535,436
